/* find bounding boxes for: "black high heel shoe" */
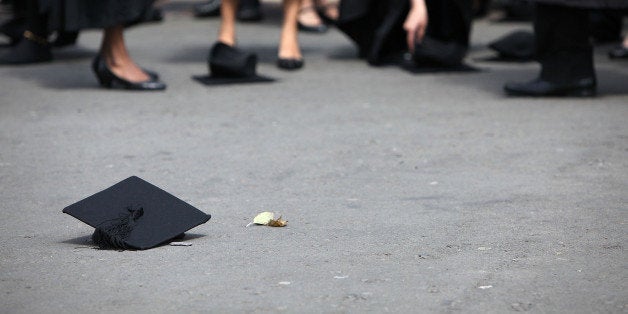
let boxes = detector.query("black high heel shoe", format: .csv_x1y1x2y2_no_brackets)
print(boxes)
277,58,304,70
91,54,166,91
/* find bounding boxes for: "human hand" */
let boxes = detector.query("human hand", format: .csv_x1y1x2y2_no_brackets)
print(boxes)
403,0,428,53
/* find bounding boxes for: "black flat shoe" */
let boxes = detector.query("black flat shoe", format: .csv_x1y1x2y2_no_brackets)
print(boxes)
91,55,166,91
298,21,328,33
504,77,596,97
608,46,628,59
93,54,159,80
297,6,328,33
194,0,222,18
277,58,304,70
0,34,52,65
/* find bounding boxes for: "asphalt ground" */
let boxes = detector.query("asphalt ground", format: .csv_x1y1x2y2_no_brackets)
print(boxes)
1,2,627,313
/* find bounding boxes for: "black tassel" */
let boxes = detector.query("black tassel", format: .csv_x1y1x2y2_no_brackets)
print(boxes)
92,205,144,250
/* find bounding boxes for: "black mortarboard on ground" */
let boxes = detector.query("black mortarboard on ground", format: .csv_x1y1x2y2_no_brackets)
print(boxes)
403,36,480,73
484,30,536,62
62,176,211,250
193,42,274,85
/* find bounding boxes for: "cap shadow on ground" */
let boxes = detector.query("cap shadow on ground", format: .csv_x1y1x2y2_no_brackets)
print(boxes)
61,233,207,248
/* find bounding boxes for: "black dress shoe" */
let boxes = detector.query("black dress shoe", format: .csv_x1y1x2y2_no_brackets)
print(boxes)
413,37,466,67
298,21,328,33
93,54,160,80
237,0,263,22
194,0,222,18
608,46,628,59
504,77,596,97
91,54,166,91
277,58,304,70
0,35,52,65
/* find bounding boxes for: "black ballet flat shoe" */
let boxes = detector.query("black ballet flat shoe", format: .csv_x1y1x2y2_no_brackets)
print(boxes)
237,0,263,22
0,34,52,65
608,46,628,59
91,55,166,91
93,54,159,80
504,77,596,97
413,37,466,67
277,58,304,70
298,21,328,33
194,0,222,18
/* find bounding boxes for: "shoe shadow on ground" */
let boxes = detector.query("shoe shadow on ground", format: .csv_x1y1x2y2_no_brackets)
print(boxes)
7,62,99,89
1,44,100,89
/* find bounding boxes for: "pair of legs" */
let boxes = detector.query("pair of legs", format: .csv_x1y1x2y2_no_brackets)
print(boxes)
217,0,303,61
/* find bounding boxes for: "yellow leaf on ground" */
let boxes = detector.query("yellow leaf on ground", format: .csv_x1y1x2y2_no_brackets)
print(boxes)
253,211,274,225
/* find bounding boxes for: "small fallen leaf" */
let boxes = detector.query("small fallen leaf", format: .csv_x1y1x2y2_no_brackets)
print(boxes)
253,212,274,225
268,216,288,227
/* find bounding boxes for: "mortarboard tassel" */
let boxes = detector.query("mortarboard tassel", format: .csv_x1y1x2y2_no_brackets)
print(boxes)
92,205,144,250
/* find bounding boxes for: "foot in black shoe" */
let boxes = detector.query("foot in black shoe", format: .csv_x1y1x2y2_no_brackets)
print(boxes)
277,58,304,70
0,32,52,65
91,54,166,91
297,6,328,33
608,46,628,59
237,0,263,22
194,0,222,18
504,77,596,97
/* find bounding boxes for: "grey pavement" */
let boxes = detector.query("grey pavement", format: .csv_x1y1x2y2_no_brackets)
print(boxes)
1,3,627,313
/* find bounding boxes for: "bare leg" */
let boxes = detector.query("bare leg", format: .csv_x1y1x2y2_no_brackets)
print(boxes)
279,0,302,60
100,25,150,82
218,0,239,46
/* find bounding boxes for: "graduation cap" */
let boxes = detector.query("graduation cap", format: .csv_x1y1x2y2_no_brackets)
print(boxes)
193,42,274,85
487,30,536,61
62,176,211,250
413,36,467,67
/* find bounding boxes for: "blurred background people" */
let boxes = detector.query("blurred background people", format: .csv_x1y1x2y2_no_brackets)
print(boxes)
194,0,263,21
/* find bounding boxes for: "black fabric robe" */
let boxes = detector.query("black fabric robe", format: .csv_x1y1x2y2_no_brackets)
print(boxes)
41,0,155,31
337,0,473,65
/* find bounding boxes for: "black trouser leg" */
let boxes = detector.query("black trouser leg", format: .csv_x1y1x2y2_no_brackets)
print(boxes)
424,0,473,48
535,3,594,84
